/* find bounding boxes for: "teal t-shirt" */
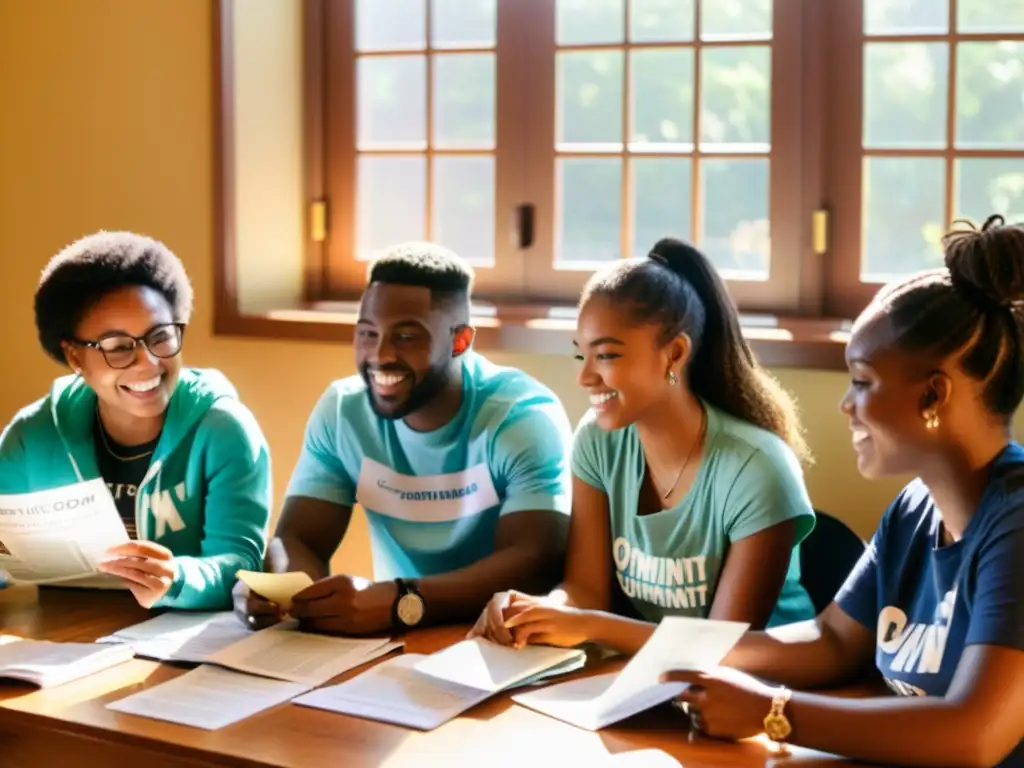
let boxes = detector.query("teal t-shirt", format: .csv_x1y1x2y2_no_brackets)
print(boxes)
572,404,816,627
285,352,573,580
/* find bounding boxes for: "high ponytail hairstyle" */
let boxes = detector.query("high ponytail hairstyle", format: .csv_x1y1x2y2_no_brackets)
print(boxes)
580,237,811,464
870,214,1024,420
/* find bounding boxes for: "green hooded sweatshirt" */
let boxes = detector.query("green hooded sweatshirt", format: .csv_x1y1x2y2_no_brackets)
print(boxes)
0,368,271,610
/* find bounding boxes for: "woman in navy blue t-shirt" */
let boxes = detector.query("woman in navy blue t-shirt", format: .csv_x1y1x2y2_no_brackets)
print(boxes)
662,215,1024,768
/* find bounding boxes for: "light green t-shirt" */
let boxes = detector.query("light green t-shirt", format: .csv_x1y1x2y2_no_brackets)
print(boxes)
572,404,816,627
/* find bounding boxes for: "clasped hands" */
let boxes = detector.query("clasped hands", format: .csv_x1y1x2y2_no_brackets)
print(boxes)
233,573,397,635
97,540,176,608
467,589,596,648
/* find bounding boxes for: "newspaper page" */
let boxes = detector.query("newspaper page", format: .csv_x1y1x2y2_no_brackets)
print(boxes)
0,478,130,584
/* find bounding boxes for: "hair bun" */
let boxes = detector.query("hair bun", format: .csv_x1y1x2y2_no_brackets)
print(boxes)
943,214,1024,310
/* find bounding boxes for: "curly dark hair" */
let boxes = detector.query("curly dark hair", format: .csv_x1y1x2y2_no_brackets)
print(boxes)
34,230,194,365
870,213,1024,420
581,237,811,464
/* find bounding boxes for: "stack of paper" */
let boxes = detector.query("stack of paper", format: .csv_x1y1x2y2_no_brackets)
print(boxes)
295,638,586,730
99,611,252,663
0,635,135,687
414,637,586,692
512,616,748,731
205,623,402,687
108,665,311,730
102,611,401,687
103,611,402,730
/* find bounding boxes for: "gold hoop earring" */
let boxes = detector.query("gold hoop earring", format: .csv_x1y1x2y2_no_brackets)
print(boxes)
923,410,940,430
667,371,678,386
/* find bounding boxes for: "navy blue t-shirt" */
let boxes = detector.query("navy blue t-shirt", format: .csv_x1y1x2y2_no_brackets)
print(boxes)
836,443,1024,767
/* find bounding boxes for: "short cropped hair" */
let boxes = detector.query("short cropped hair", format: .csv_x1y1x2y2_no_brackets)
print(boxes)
367,241,474,316
34,230,194,365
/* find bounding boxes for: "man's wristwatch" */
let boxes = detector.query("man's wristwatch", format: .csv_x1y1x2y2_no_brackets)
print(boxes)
392,578,425,629
763,686,793,754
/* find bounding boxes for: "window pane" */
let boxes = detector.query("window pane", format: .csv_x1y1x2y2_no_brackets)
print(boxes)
630,0,694,43
433,156,494,264
958,0,1024,33
862,157,944,280
700,46,771,149
631,49,694,147
558,51,624,146
431,0,496,48
557,0,623,45
358,56,426,149
356,0,426,51
956,42,1024,150
633,158,692,258
557,158,622,263
700,159,770,277
700,0,772,40
864,0,948,35
433,53,495,149
955,159,1024,224
863,43,948,149
357,156,426,259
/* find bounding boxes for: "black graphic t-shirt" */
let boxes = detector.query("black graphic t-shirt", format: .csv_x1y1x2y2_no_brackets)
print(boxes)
94,420,160,540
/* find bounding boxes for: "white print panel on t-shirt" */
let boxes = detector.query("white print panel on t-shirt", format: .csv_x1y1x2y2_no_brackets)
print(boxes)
876,585,957,697
612,536,711,611
355,458,500,523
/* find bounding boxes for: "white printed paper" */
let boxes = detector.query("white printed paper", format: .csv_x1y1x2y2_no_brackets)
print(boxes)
414,637,585,693
512,616,748,731
99,611,253,663
0,636,135,688
107,665,310,730
294,654,492,730
0,479,129,584
205,624,399,687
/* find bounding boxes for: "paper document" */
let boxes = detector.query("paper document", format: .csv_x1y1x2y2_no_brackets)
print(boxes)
98,611,253,663
205,624,400,687
0,635,134,687
295,654,493,730
0,479,130,584
107,665,310,730
512,616,748,731
415,637,585,693
236,570,312,611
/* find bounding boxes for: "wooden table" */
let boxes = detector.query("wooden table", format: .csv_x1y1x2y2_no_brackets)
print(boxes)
0,588,857,768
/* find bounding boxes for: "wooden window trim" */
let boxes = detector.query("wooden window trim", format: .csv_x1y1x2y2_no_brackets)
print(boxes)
213,0,848,370
824,0,1024,318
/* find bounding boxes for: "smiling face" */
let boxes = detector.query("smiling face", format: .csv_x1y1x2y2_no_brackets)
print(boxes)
355,282,470,421
573,295,688,430
64,285,183,421
839,312,945,479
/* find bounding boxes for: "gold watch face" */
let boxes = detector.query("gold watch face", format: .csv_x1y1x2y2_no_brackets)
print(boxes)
763,712,792,742
397,592,425,625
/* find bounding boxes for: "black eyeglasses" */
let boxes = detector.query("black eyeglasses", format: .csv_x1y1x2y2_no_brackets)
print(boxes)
72,323,185,369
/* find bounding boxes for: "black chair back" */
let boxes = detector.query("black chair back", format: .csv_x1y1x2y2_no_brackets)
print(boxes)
800,509,867,615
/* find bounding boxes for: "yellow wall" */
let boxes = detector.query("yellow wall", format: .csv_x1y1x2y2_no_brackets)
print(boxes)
2,1,995,578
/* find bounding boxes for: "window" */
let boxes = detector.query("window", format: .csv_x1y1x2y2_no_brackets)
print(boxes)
218,0,1024,343
318,0,813,311
825,0,1024,317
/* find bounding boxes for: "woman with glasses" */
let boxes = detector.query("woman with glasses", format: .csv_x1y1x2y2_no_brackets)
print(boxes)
0,230,271,610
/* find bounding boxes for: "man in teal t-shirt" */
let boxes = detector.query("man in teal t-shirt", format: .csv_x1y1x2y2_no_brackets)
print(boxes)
235,242,573,635
573,403,816,627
